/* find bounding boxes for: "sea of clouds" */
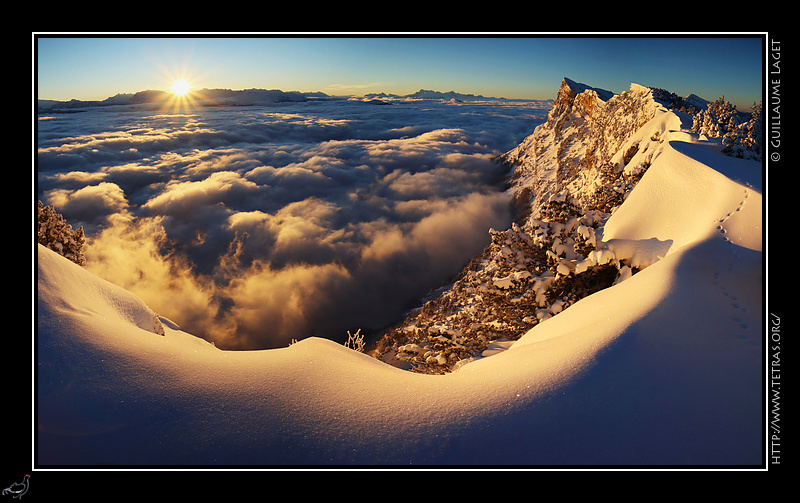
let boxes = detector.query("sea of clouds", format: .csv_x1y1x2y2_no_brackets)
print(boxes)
36,96,551,350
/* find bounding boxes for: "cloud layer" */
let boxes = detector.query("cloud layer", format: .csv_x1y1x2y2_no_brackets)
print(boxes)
37,98,549,349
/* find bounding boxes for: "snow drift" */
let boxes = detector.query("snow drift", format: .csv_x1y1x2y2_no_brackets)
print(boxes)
36,87,764,467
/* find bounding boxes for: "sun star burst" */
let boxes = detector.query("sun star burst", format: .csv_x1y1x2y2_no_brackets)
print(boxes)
171,80,191,96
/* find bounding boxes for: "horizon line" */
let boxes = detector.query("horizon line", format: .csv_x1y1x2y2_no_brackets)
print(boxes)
36,85,558,104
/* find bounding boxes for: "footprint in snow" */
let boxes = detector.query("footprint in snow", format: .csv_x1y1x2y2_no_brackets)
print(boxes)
712,268,752,341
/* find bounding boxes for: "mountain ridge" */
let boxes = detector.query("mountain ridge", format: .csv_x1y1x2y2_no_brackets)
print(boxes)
369,77,749,373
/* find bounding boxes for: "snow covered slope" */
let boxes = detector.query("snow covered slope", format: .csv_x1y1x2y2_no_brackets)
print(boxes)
36,83,764,467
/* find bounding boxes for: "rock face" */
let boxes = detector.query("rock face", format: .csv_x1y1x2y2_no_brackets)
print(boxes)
504,79,659,220
371,78,664,374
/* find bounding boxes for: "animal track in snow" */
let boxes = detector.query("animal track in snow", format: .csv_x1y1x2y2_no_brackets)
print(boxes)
710,189,755,343
712,270,752,339
711,190,752,338
714,188,750,247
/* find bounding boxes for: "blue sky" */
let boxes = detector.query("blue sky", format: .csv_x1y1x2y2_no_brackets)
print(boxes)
35,34,764,109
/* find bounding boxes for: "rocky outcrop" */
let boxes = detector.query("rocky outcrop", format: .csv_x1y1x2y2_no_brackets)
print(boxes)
549,77,613,124
504,79,660,221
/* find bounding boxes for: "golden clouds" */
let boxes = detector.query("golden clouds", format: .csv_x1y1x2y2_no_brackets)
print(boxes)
38,99,545,349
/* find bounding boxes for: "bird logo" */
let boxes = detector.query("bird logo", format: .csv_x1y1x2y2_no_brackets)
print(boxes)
2,475,29,499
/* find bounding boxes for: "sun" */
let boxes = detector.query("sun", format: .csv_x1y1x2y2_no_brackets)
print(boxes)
162,76,200,114
170,79,191,96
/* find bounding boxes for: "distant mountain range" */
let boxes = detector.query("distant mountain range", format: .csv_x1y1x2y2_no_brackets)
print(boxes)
364,89,547,102
37,88,317,111
36,85,711,116
38,87,556,112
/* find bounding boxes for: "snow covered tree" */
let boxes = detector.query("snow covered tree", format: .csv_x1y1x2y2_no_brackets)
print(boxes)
692,96,738,138
721,101,763,160
737,101,764,160
692,97,763,161
722,115,740,149
37,200,86,266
